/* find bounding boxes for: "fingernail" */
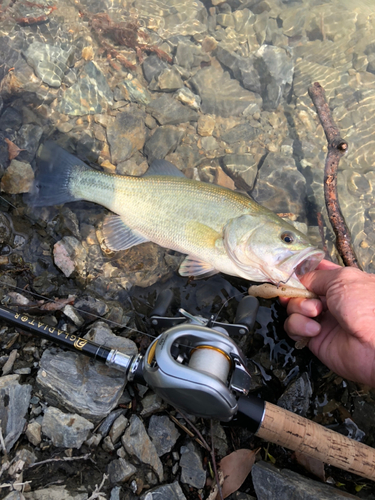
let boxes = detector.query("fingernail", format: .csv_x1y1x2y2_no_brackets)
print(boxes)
300,299,318,316
305,320,321,335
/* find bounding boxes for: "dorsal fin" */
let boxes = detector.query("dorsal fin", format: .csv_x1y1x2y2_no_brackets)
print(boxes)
144,159,186,177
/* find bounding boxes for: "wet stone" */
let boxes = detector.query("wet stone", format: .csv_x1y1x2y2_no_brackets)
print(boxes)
107,106,146,164
117,78,151,105
22,42,74,88
42,406,94,448
180,441,206,489
149,68,184,92
142,482,187,500
251,153,307,217
1,159,34,194
56,61,113,116
175,87,201,111
142,54,169,84
148,415,180,456
122,414,164,482
277,372,312,417
190,66,262,117
0,107,23,132
221,123,258,144
146,94,198,125
53,236,88,278
108,457,137,484
144,125,185,163
0,374,32,452
74,296,109,319
16,124,44,163
252,461,358,499
197,115,215,136
174,40,210,71
222,153,258,190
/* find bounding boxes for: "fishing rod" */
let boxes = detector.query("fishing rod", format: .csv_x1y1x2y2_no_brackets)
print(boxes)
2,291,375,481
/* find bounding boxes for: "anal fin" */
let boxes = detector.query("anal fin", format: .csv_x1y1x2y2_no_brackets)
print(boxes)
103,215,149,251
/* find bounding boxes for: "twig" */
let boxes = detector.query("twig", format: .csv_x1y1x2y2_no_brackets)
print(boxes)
174,408,211,452
0,480,32,489
210,420,223,500
87,473,108,500
28,453,91,468
168,412,207,450
308,82,361,268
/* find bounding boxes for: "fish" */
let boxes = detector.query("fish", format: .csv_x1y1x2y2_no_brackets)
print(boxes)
31,141,324,289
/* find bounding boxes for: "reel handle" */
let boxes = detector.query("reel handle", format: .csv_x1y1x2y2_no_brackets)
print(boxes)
150,289,174,317
234,296,259,331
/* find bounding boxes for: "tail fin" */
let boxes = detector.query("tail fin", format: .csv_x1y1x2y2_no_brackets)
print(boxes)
31,142,88,207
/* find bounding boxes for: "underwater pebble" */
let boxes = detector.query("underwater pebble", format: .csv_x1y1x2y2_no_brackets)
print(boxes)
1,160,34,194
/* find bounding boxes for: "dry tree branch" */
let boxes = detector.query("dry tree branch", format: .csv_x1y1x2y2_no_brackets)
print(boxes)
308,82,361,268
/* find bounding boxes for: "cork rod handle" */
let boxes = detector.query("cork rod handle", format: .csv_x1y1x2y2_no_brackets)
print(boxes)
257,402,375,480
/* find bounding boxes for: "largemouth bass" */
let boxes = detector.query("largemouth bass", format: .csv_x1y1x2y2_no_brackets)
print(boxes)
32,142,324,288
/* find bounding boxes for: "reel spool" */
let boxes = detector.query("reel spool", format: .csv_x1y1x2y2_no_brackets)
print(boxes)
188,345,231,383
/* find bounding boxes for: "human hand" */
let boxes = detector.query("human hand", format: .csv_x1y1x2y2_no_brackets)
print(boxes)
281,260,375,387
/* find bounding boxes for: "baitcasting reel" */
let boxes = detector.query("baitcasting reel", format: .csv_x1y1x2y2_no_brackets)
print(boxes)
108,291,260,421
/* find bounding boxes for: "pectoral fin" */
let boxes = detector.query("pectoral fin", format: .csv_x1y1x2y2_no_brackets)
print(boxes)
179,256,218,278
103,215,149,251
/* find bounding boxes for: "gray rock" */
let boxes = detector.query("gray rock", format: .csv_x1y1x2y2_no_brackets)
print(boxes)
122,414,164,481
222,154,258,190
277,372,312,417
142,482,187,500
56,61,113,116
108,457,137,484
215,45,261,95
201,136,218,151
221,123,258,144
22,42,74,88
174,40,210,71
23,486,87,500
98,408,127,437
140,393,164,417
74,296,109,319
180,441,206,489
117,78,151,104
149,68,184,92
175,87,201,110
36,343,133,423
146,94,198,125
251,153,307,217
85,321,138,356
0,374,32,452
190,66,262,117
148,415,180,456
144,125,185,163
42,406,94,448
16,124,44,162
26,421,42,446
142,54,169,83
3,492,25,500
107,106,146,164
110,487,122,500
252,461,358,499
211,421,228,457
110,414,128,444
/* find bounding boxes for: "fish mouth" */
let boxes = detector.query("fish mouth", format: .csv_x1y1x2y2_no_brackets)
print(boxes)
278,247,325,289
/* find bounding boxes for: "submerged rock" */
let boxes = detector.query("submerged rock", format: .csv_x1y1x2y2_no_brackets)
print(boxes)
107,106,146,164
144,125,185,163
190,66,262,117
56,61,113,116
22,42,74,88
1,159,34,194
146,94,198,125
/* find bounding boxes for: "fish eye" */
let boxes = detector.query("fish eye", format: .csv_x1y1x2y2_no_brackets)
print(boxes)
281,231,294,244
